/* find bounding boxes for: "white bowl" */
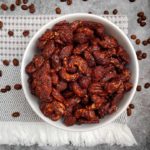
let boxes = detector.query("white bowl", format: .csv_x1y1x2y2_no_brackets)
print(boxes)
21,13,139,132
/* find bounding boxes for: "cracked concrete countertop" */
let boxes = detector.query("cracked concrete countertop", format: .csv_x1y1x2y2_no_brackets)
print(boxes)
0,0,150,150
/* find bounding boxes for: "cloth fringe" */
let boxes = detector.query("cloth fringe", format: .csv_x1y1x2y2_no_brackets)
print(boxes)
0,122,137,146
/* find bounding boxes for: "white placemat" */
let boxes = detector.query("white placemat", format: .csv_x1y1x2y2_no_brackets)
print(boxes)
0,15,136,146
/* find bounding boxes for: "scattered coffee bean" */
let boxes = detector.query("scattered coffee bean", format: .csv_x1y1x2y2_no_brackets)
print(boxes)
29,3,35,13
137,18,142,24
55,7,61,14
88,11,92,14
113,9,118,15
10,4,15,11
127,108,132,116
1,88,7,93
0,21,3,29
131,34,136,40
129,0,136,2
3,59,9,66
5,85,11,91
142,52,147,59
23,30,29,37
147,38,150,44
8,30,14,37
104,10,109,15
60,0,66,2
23,0,28,4
142,40,148,46
0,70,2,77
141,15,146,21
67,0,72,5
135,39,140,45
136,50,142,60
21,4,28,10
137,11,144,17
14,84,22,90
144,83,150,89
12,112,20,117
129,104,135,109
136,85,142,91
15,0,21,6
140,22,146,27
1,3,8,11
13,58,19,66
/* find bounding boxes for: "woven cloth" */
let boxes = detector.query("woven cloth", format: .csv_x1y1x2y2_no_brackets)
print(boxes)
0,15,136,146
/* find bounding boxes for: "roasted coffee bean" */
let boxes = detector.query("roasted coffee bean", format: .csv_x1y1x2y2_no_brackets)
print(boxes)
67,0,72,5
8,30,14,37
1,3,8,11
23,30,29,37
135,39,140,45
14,84,22,90
129,0,136,2
137,18,142,24
13,58,19,66
112,9,118,15
141,16,146,21
104,10,109,15
23,0,28,4
21,5,28,10
15,0,21,6
142,40,148,46
29,4,35,13
10,4,15,11
144,83,150,89
127,108,132,116
137,12,144,17
136,50,142,60
60,0,66,2
0,21,3,29
140,22,146,27
55,7,61,14
0,70,2,77
136,85,142,91
88,11,92,14
130,34,136,40
1,88,7,93
12,112,20,117
129,103,135,109
3,59,9,66
147,38,150,44
142,52,147,59
5,85,11,91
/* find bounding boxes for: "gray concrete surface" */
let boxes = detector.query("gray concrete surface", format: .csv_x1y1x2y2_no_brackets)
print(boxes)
0,0,150,149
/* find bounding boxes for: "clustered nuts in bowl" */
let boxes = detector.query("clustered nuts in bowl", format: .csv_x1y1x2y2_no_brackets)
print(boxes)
21,14,139,131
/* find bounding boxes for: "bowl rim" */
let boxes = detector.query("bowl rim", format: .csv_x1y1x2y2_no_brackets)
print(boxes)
21,13,139,132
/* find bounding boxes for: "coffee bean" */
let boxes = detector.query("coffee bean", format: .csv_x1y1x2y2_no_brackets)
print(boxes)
137,11,144,17
141,15,146,21
137,18,142,24
8,30,14,37
0,21,3,29
5,85,11,91
1,3,8,11
136,85,142,91
142,40,148,46
14,84,22,90
21,5,28,10
29,4,35,14
142,52,147,59
0,70,2,77
144,83,150,89
135,39,140,45
129,0,136,2
88,11,92,14
129,103,135,109
10,4,15,11
12,112,20,117
67,0,72,5
104,10,109,15
136,50,142,60
147,38,150,44
127,108,132,116
15,0,21,6
23,30,29,37
140,22,146,27
60,0,66,2
113,9,118,15
13,58,19,66
55,7,61,14
3,59,9,66
23,0,28,4
130,34,136,40
1,88,7,93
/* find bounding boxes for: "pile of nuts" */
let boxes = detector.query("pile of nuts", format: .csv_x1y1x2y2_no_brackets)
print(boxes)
26,20,133,126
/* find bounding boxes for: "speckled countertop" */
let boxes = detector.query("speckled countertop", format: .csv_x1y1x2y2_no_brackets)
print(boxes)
0,0,150,150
